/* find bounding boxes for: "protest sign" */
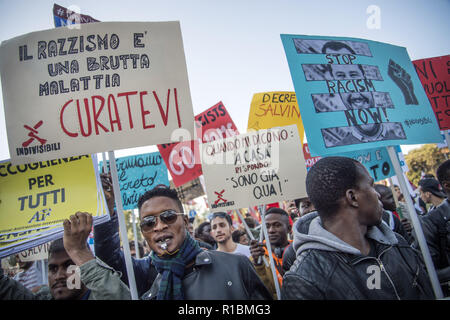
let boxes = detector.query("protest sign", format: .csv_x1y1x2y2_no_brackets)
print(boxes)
248,91,304,144
196,101,239,143
100,152,169,210
302,142,394,181
158,102,239,186
395,145,409,172
53,3,99,27
413,55,450,130
201,124,307,210
18,242,51,261
0,21,195,165
0,155,100,234
280,35,442,156
169,177,205,203
0,226,61,259
437,130,450,148
0,154,109,258
158,140,202,187
302,143,322,171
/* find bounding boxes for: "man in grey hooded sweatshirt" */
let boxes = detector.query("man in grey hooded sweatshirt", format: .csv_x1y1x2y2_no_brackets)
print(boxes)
281,156,434,300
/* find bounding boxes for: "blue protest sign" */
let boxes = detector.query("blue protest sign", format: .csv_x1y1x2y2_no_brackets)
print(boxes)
100,152,169,210
394,145,409,172
341,147,394,181
437,130,450,149
281,35,442,156
304,142,394,181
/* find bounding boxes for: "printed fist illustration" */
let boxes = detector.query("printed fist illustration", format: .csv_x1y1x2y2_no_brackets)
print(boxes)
388,59,418,105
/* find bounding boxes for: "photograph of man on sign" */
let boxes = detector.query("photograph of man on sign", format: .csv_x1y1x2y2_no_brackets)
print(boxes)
295,39,408,148
293,39,372,56
321,123,406,147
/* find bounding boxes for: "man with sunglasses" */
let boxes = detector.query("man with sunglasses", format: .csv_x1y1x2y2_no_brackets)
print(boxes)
93,174,159,297
94,176,217,297
137,186,272,300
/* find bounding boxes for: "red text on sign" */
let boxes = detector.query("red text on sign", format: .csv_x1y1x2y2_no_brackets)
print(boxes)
59,88,181,137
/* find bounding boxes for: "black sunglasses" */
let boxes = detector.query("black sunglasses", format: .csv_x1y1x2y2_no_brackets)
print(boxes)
140,210,183,232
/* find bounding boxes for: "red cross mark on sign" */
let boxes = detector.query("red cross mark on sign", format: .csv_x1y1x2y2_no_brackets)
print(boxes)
22,121,47,147
214,190,227,205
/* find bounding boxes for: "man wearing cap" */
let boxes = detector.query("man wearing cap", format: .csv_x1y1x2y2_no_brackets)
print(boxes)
419,161,450,296
418,178,446,212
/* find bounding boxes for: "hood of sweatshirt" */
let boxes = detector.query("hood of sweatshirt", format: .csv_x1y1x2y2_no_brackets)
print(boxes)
292,211,399,257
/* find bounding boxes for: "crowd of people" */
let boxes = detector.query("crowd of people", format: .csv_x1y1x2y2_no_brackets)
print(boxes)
1,156,449,300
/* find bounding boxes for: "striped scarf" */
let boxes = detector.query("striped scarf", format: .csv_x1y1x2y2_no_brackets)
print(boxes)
151,232,202,300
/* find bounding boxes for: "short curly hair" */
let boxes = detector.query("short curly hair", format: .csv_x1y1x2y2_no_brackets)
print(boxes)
48,238,66,257
265,207,290,228
321,41,356,54
437,159,450,186
232,230,245,243
306,156,361,219
137,185,183,213
195,221,211,238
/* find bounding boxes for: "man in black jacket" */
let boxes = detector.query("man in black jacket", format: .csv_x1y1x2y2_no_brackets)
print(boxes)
93,174,213,297
419,160,450,296
137,185,272,300
281,156,434,300
93,173,158,297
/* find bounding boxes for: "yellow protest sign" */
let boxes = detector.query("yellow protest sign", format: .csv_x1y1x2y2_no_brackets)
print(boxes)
247,92,304,144
0,155,99,234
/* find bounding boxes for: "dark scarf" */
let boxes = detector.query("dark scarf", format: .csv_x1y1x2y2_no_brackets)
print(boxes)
150,232,202,300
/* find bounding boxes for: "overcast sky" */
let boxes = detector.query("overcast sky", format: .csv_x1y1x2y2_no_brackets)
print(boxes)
0,0,449,160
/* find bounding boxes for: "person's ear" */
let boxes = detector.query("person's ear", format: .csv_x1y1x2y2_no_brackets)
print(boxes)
183,215,189,227
345,189,358,207
442,181,450,191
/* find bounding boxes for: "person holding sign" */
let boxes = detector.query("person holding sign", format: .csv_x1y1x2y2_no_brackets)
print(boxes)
249,207,293,300
94,174,211,297
137,186,271,300
281,156,434,300
0,212,131,300
93,173,159,297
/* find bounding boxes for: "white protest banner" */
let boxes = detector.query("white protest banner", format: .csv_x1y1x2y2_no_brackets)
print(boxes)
0,22,195,165
18,242,51,261
201,124,307,210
